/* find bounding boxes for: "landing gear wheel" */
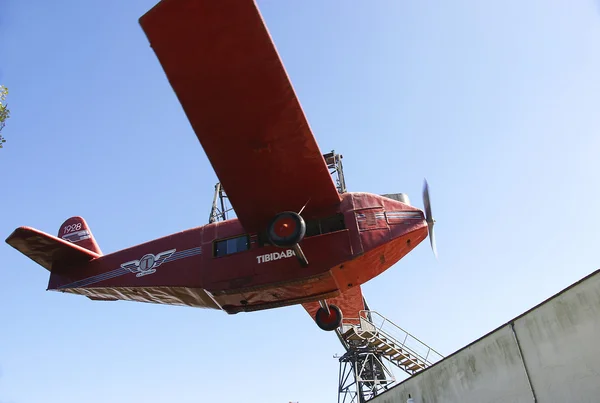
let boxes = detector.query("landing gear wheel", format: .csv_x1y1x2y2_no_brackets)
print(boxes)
267,211,306,248
315,304,343,331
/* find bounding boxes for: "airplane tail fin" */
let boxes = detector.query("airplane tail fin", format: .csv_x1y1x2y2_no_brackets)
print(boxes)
58,216,102,255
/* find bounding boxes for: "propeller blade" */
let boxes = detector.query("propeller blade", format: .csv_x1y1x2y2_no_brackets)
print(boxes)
422,179,432,222
422,178,437,258
429,222,438,258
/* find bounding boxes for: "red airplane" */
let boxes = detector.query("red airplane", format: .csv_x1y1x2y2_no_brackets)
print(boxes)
5,0,437,332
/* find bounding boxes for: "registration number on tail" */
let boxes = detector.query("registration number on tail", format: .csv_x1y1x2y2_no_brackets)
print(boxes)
63,222,82,234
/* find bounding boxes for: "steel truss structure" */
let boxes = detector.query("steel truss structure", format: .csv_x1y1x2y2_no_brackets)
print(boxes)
208,150,347,224
337,346,396,403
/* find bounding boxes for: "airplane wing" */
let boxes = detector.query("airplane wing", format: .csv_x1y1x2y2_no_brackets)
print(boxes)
302,286,368,329
139,0,342,233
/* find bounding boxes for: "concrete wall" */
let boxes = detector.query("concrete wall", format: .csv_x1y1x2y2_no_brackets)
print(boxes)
372,268,600,403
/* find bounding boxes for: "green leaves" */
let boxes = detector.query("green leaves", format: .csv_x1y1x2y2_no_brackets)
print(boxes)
0,85,10,148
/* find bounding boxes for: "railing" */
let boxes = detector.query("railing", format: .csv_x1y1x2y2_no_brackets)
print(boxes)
341,310,443,368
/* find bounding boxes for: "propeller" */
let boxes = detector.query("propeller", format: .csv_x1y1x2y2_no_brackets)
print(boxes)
422,178,437,258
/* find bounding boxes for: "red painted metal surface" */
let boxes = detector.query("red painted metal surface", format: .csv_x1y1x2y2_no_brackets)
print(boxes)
58,216,102,255
6,227,100,272
138,0,341,234
6,193,427,317
303,286,367,327
4,0,434,333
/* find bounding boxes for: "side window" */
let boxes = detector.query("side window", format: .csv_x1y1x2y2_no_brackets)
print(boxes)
214,235,250,257
320,214,345,233
304,214,346,237
305,219,321,237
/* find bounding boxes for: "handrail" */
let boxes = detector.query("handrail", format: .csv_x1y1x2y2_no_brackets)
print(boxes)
340,310,443,370
362,310,444,358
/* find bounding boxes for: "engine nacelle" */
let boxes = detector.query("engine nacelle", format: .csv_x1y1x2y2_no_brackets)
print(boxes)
266,211,306,248
381,193,411,206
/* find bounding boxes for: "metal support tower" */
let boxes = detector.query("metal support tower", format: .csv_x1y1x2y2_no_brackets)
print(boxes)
337,346,396,403
335,301,397,403
323,150,347,194
336,310,444,403
208,182,235,223
208,150,346,224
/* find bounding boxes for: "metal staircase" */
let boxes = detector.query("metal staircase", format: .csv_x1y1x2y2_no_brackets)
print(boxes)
336,310,443,403
341,311,442,374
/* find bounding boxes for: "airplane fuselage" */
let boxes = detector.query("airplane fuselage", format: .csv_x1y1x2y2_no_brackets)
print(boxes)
49,191,428,314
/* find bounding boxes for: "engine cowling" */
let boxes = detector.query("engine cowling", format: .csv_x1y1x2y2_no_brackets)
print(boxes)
381,193,411,206
266,211,306,248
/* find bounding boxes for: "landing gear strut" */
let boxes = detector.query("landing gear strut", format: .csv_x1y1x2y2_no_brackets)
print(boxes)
315,300,343,331
267,211,309,267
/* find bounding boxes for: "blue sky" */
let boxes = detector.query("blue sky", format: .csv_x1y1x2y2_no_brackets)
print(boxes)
2,0,600,402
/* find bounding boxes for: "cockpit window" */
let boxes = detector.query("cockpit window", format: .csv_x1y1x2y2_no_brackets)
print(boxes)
305,213,346,237
214,235,249,257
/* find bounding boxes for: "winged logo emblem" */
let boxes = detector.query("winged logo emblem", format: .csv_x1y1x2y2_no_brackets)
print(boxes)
121,249,176,277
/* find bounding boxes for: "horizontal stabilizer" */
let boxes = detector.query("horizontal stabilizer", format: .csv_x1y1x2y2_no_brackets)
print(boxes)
6,227,101,272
